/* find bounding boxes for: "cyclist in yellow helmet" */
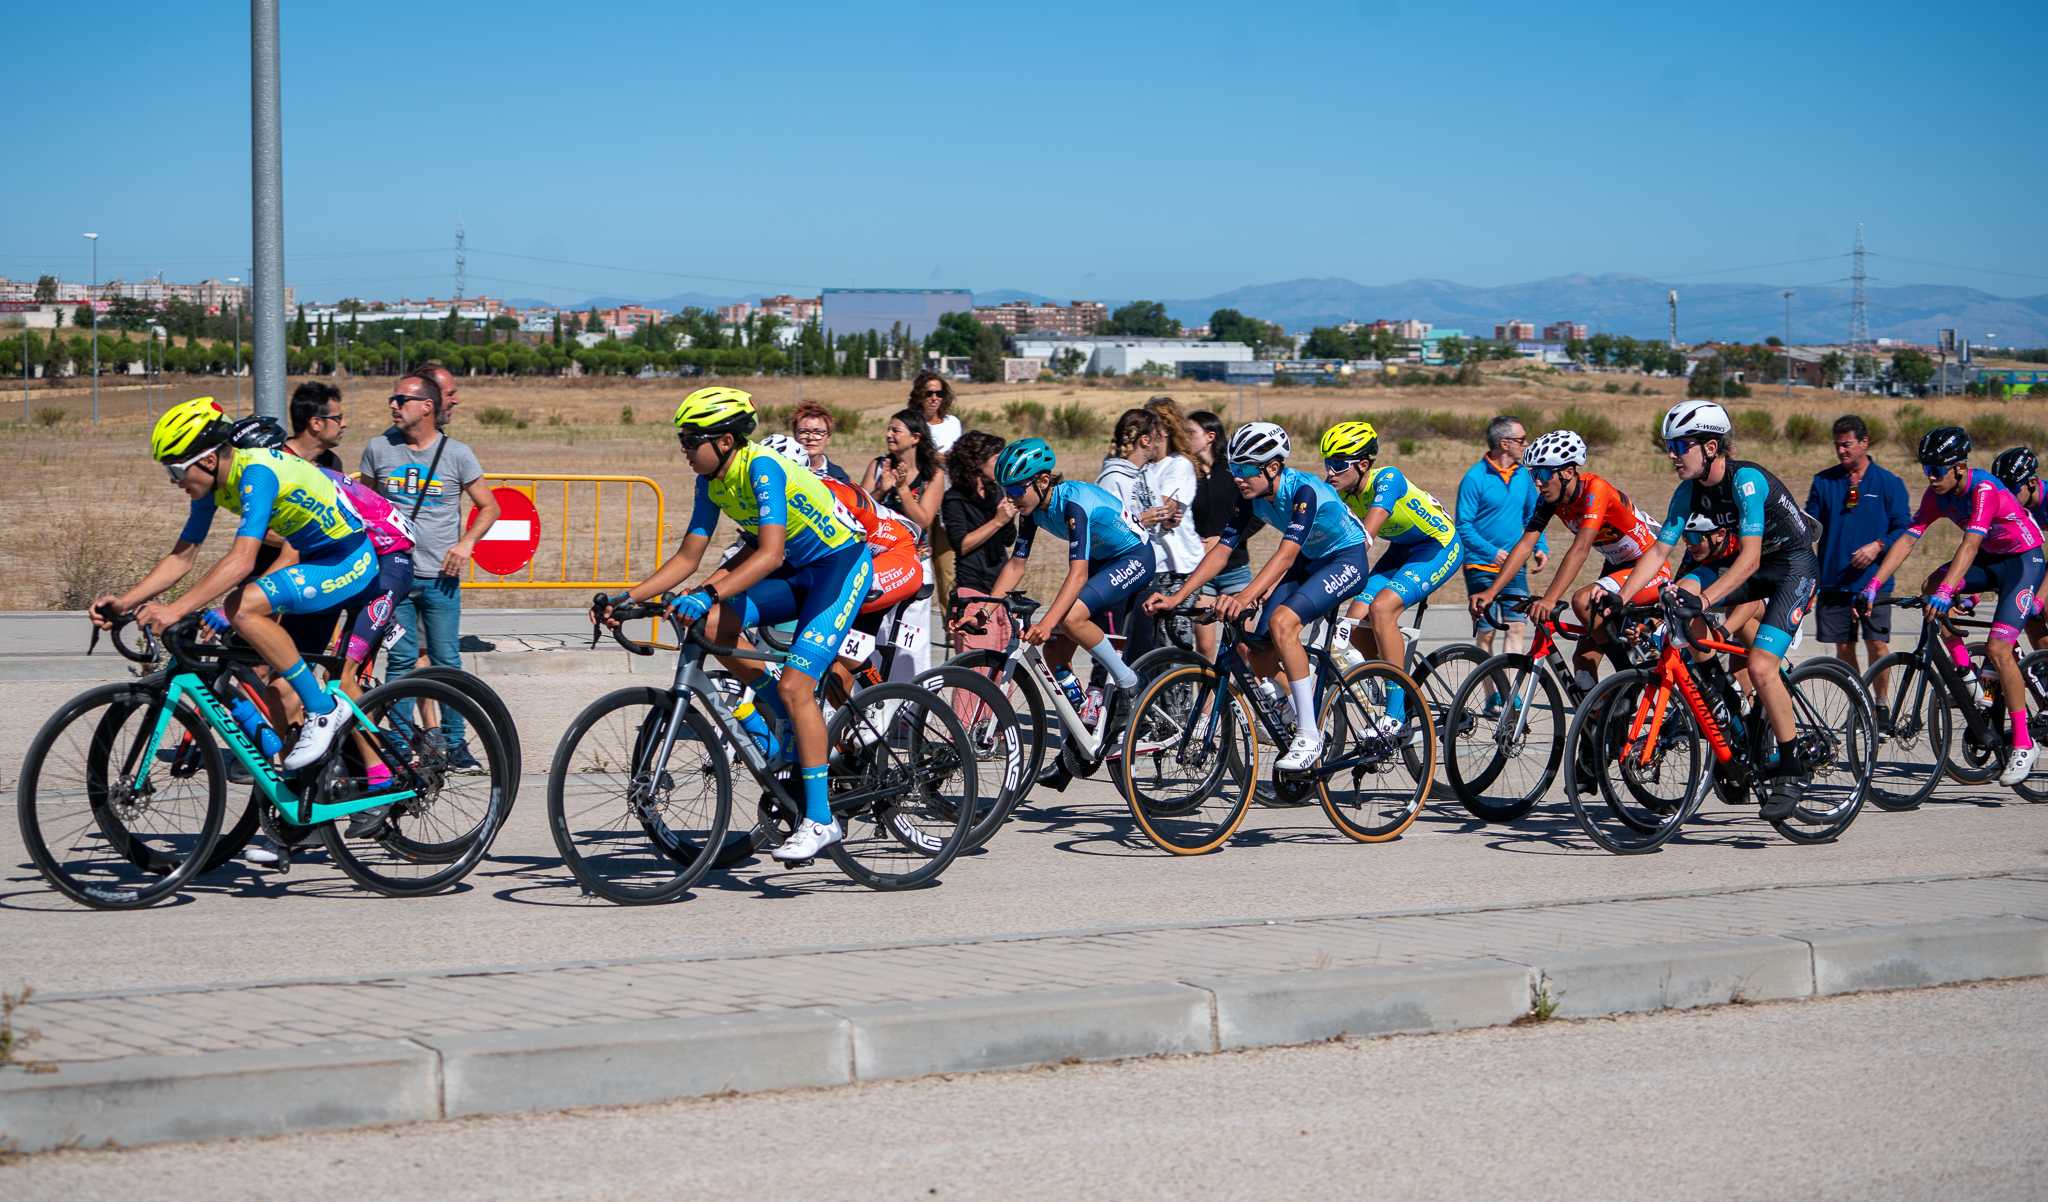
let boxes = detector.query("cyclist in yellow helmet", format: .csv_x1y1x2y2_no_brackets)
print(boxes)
1320,421,1462,723
593,386,872,862
96,397,380,772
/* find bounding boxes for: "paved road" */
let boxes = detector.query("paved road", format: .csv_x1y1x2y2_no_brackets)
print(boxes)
10,978,2042,1199
2,652,2038,996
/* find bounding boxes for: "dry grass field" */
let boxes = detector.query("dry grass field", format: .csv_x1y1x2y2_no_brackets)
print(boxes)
2,365,2013,614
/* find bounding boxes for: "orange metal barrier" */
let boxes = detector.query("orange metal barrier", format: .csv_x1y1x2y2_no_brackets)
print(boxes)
461,473,669,592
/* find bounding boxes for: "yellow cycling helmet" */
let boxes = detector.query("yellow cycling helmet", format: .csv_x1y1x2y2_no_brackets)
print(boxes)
1320,420,1379,463
151,397,231,463
672,386,757,437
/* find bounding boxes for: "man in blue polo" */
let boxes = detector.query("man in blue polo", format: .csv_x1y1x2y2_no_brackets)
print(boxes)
1456,414,1546,658
1805,414,1910,704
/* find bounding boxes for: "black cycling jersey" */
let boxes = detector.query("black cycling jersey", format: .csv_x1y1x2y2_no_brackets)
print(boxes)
1658,459,1817,562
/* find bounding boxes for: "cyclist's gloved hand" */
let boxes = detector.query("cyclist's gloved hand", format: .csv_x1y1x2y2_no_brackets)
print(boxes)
201,608,232,634
671,589,716,623
1588,589,1621,621
1664,585,1704,620
1853,587,1877,617
1927,585,1956,617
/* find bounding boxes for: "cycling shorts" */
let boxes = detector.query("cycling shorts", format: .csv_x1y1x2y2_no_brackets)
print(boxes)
733,541,874,682
344,553,415,664
254,535,378,617
1680,547,1817,659
1076,545,1159,619
1950,547,2046,642
1249,543,1369,646
862,544,923,616
1592,558,1672,604
1365,537,1462,609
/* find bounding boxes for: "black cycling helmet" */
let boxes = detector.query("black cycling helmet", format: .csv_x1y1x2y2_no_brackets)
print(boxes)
1916,425,1971,469
1992,446,2038,493
230,414,288,451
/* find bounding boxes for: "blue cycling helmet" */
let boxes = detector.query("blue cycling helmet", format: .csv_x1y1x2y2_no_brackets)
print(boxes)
996,437,1057,486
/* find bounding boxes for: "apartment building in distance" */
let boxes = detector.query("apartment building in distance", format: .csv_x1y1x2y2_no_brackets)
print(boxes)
0,275,296,314
972,299,1108,336
758,294,822,324
1543,320,1589,342
1495,319,1537,342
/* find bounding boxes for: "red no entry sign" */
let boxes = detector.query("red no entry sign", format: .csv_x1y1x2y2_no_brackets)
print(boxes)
469,487,540,576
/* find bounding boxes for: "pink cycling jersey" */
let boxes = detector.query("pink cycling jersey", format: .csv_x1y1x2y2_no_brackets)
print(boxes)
321,468,416,557
1906,469,2044,556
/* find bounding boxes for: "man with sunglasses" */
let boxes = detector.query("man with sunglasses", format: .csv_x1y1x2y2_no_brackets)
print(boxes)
1859,427,2044,786
96,397,380,772
1605,400,1821,820
1805,415,1911,693
285,381,346,471
596,387,873,863
360,372,499,771
1469,429,1668,698
1146,421,1371,770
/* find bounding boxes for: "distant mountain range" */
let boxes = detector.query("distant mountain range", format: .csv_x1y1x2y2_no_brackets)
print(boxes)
511,274,2048,345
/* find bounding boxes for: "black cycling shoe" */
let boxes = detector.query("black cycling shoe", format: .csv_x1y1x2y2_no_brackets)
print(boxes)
1760,770,1807,821
345,805,391,838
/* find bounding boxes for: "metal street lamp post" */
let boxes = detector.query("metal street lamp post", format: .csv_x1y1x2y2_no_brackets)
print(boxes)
83,232,99,422
1782,291,1794,398
229,276,242,413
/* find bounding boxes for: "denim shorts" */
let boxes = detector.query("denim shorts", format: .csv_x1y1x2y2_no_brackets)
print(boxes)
1202,563,1254,596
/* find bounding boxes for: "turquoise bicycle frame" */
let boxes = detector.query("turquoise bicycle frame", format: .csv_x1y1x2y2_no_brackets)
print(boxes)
135,672,416,826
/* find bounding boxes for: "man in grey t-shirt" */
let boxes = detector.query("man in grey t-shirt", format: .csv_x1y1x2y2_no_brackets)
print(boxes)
360,372,499,767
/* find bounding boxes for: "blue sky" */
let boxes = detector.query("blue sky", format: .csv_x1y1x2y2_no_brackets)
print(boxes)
6,0,2044,305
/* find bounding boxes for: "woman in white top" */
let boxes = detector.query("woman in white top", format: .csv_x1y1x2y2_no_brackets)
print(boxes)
911,370,963,453
1139,395,1205,580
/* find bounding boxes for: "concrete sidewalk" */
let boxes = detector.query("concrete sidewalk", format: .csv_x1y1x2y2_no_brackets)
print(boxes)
6,869,2044,1153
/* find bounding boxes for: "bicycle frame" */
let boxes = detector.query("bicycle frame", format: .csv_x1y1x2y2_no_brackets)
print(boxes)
1174,608,1401,778
1627,633,1749,770
1887,600,2003,752
130,673,411,826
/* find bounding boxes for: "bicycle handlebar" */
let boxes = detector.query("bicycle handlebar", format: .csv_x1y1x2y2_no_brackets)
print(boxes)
588,592,787,665
89,603,161,664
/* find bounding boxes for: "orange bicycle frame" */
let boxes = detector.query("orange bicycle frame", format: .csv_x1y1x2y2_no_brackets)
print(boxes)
1624,633,1749,767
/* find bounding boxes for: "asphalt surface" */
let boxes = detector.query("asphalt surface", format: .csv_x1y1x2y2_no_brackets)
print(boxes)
4,653,2044,996
9,977,2042,1199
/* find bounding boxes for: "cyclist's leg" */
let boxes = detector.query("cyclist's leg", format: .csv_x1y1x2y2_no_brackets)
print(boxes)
1067,547,1157,692
1961,550,2044,753
1744,559,1817,751
239,541,380,766
1261,546,1366,741
1358,543,1422,666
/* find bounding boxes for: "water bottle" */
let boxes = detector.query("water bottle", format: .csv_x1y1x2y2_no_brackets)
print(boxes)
1253,676,1291,730
1055,667,1086,712
229,697,283,759
733,691,783,765
1081,686,1104,727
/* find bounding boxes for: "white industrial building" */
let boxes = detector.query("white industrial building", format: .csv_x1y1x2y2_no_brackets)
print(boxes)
1013,334,1255,376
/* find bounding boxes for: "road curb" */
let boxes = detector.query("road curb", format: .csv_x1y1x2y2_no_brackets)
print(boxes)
5,917,2044,1154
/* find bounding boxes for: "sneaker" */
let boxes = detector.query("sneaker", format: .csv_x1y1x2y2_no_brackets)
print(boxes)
1999,743,2037,787
282,707,347,771
345,805,391,839
444,744,486,775
242,836,282,866
1276,731,1323,772
771,818,843,862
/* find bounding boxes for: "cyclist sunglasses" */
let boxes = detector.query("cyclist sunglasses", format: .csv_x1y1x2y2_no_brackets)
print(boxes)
1003,481,1030,499
1664,438,1696,456
1923,463,1955,479
1322,457,1363,477
1228,461,1267,479
1530,467,1558,484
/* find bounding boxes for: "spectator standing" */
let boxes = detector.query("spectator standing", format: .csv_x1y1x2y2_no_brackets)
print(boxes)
941,431,1016,654
1141,395,1205,585
788,401,852,484
1186,409,1252,663
1805,414,1911,701
360,373,500,770
911,372,961,607
285,381,346,471
1456,415,1546,656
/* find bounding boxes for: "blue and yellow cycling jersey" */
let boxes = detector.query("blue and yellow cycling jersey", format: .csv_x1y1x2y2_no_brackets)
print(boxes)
1013,480,1147,563
1220,468,1367,562
1346,465,1455,547
178,447,366,555
686,442,863,569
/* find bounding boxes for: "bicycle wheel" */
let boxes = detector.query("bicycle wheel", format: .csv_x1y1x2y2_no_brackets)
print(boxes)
1442,654,1565,824
1564,669,1702,854
317,677,509,896
2015,650,2048,802
945,649,1049,802
1317,661,1432,841
18,682,227,909
1862,652,1950,811
1412,642,1488,791
547,687,732,904
407,666,522,831
1119,663,1256,854
1770,658,1873,844
824,683,976,889
915,664,1026,851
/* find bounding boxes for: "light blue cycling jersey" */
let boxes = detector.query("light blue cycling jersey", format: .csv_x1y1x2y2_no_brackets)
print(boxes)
1013,480,1147,563
1220,468,1367,562
685,444,862,569
178,447,366,556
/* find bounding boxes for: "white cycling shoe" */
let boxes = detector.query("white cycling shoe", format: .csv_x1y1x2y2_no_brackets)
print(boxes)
1999,743,2037,787
1373,713,1407,740
1276,732,1324,772
772,818,843,862
283,707,347,771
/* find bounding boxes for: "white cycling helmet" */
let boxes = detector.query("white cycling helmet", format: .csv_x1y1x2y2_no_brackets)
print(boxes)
1524,430,1587,470
1661,400,1731,442
758,433,806,462
1227,420,1290,466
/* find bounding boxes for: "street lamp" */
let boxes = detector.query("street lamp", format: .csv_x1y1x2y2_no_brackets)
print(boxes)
83,232,98,422
229,276,242,414
397,327,406,376
1782,290,1794,398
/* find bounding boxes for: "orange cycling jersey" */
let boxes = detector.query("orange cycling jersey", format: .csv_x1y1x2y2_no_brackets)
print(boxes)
823,478,923,613
1526,470,1660,566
